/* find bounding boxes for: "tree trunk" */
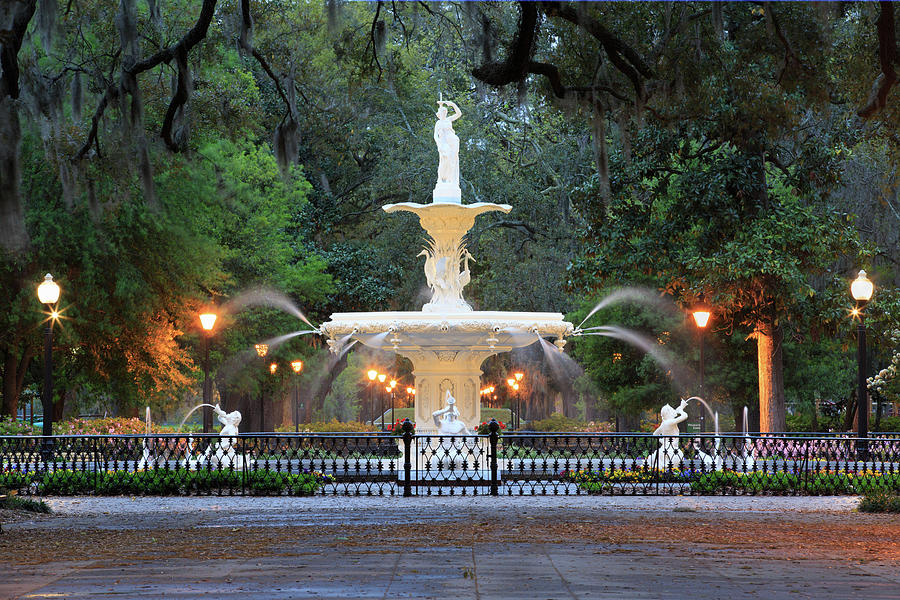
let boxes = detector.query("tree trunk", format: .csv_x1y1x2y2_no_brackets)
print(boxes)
756,320,787,432
2,351,19,417
0,97,29,254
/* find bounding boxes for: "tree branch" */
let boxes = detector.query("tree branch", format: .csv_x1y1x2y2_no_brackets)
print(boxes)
0,0,37,100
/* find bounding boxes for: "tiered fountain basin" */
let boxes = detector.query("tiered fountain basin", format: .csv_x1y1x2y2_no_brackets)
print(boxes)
321,311,572,432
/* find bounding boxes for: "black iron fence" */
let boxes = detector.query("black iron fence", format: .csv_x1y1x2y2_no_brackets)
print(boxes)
1,422,899,496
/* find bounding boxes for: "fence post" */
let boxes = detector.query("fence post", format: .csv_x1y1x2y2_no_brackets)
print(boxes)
402,419,414,497
489,419,500,496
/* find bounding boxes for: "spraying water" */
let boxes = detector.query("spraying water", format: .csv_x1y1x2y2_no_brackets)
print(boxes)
578,286,681,330
686,396,719,435
224,286,317,330
179,403,217,430
576,325,690,389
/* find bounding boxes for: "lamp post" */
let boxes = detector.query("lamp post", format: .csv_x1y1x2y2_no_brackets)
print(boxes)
388,379,397,431
366,369,378,425
514,372,524,428
37,274,60,441
255,344,268,432
377,373,387,426
199,311,217,433
291,359,303,432
851,270,874,459
692,297,712,432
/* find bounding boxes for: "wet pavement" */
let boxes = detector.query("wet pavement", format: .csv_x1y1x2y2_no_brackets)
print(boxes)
1,496,897,599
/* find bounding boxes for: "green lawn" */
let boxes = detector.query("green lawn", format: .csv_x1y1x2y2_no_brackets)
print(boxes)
372,407,516,427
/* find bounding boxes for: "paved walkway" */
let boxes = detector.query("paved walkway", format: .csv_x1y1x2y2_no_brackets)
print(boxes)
2,496,898,599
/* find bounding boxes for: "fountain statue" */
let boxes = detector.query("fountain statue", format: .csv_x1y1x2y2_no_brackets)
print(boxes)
433,99,462,202
648,398,689,470
432,389,471,435
197,404,245,469
321,99,573,432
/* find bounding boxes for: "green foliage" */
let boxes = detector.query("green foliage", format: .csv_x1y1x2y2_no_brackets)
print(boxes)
858,490,900,513
0,495,51,513
688,470,900,495
278,419,376,433
528,414,587,432
0,468,329,496
0,418,34,436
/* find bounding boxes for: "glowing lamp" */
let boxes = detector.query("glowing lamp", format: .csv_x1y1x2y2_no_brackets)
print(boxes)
291,360,303,373
199,312,217,331
507,378,515,387
514,372,524,381
255,343,268,357
378,373,386,383
367,369,378,381
850,270,874,304
37,273,60,305
390,379,397,388
513,383,520,391
269,362,278,374
406,387,413,394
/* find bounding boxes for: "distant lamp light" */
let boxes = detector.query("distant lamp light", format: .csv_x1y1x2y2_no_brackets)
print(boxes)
269,362,278,374
514,372,524,381
291,360,303,373
850,270,874,305
378,373,386,383
406,387,413,394
199,312,217,332
385,386,392,392
255,343,268,358
513,383,520,391
37,273,60,305
390,379,397,389
410,388,415,395
507,378,515,387
367,369,378,381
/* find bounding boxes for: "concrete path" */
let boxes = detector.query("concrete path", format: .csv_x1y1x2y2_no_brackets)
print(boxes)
1,496,897,599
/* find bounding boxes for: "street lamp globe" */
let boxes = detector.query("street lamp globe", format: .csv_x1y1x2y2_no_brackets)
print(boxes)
199,312,217,331
390,379,397,389
506,378,515,387
514,372,524,382
367,369,378,381
291,360,303,373
851,270,874,304
37,273,60,305
269,362,278,374
378,373,386,383
255,343,268,358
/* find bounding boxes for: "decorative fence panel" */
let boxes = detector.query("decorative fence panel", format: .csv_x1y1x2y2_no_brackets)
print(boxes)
1,429,899,497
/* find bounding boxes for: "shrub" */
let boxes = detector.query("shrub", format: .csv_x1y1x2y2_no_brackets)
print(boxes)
874,417,900,433
0,495,51,513
475,421,506,435
0,417,34,436
277,419,376,433
528,414,587,432
859,490,900,513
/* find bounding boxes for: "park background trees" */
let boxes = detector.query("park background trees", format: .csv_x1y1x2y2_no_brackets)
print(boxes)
0,1,897,430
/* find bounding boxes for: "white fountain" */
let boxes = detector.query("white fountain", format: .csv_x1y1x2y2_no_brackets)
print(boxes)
321,100,573,432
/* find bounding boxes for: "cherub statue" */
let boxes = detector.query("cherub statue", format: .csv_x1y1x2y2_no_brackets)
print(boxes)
200,404,243,469
649,398,689,470
432,389,470,436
